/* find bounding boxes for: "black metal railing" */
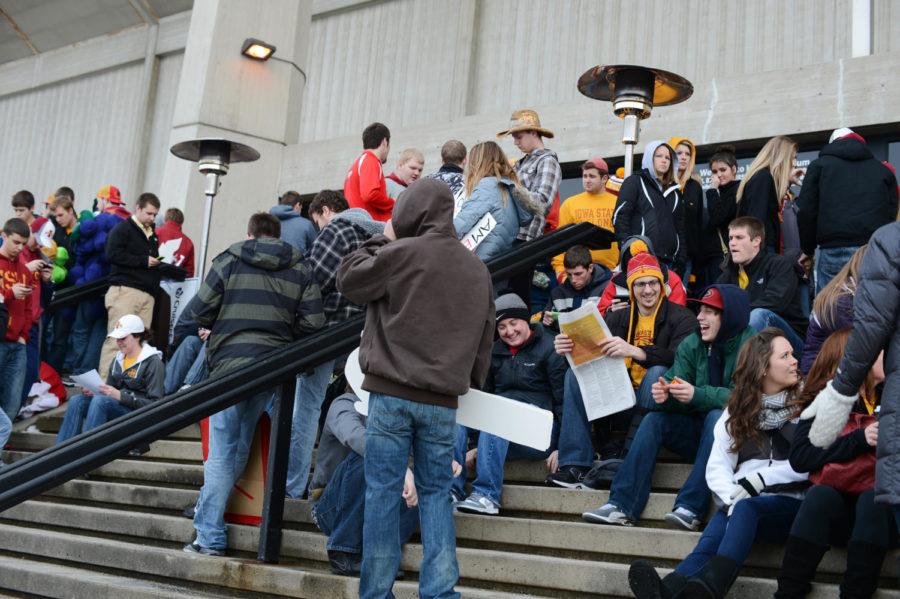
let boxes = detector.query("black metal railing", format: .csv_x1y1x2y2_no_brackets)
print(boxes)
0,222,613,561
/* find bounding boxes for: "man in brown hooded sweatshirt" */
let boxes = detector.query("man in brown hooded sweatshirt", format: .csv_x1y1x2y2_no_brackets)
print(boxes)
338,178,495,599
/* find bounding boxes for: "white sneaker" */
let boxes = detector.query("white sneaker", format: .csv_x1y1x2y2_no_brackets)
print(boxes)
664,506,701,531
582,503,633,526
455,493,499,515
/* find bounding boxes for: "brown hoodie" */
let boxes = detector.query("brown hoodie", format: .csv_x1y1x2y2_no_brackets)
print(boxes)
337,178,495,408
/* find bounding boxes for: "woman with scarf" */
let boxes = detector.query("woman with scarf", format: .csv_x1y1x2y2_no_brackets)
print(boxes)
629,327,807,599
668,137,704,293
612,140,686,276
776,329,892,598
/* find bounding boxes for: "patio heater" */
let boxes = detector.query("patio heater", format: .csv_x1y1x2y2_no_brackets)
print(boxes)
577,65,693,177
169,138,260,280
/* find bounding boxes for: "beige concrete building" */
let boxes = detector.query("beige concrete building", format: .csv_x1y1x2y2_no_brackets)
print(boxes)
1,0,898,269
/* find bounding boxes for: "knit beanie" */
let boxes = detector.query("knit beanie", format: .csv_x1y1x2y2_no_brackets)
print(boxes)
626,253,664,290
495,293,530,324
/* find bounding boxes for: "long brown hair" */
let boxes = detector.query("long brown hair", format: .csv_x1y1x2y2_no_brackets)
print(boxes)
737,136,797,207
463,141,524,199
811,245,866,329
797,328,876,412
725,328,800,452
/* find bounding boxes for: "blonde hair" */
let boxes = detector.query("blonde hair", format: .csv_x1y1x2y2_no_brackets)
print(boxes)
737,136,797,206
812,244,867,329
397,148,424,167
463,141,524,199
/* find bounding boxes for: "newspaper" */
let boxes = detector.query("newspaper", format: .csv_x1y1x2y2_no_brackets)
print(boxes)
557,303,636,421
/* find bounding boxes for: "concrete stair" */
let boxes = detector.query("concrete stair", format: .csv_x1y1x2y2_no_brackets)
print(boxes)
1,405,897,598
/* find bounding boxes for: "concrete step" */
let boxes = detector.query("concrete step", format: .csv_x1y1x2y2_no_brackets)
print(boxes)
35,411,201,440
0,524,528,599
8,431,202,462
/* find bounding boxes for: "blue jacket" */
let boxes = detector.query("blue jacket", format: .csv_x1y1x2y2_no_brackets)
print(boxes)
270,205,318,254
454,176,529,262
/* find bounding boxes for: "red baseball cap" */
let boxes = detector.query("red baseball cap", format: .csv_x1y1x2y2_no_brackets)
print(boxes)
582,157,609,174
689,287,725,311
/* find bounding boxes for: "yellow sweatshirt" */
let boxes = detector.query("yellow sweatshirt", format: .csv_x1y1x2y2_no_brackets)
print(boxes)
551,190,620,277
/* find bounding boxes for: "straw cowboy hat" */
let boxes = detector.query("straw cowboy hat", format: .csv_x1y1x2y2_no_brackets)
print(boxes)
497,109,555,139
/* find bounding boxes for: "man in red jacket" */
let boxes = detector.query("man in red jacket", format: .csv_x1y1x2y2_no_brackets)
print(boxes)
343,122,393,222
156,208,195,276
0,218,35,424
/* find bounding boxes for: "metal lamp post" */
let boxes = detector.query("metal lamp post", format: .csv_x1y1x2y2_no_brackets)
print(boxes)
577,65,693,177
169,138,260,281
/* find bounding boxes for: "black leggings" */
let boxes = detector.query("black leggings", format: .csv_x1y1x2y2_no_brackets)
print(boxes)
790,485,897,548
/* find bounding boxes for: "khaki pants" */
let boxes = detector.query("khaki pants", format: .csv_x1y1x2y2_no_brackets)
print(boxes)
99,285,155,373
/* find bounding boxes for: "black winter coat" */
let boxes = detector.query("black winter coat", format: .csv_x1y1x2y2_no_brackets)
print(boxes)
736,168,780,254
105,218,161,295
692,180,739,264
605,297,698,371
797,138,899,255
612,169,686,270
718,249,807,336
789,411,871,475
828,222,900,504
682,178,704,261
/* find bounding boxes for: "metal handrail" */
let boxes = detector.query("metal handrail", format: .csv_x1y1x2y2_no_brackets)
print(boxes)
0,222,613,561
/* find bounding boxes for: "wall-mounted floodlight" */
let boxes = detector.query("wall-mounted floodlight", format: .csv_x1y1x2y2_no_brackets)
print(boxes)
241,38,276,61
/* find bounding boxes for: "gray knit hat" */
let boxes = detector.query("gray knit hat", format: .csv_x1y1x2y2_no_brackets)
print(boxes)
495,293,530,324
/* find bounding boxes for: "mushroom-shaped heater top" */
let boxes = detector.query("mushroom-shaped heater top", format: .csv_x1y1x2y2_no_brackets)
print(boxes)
170,138,261,176
577,64,693,118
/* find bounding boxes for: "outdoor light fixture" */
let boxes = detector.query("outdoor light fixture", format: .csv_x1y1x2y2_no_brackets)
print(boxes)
241,38,276,61
169,138,260,280
578,64,693,177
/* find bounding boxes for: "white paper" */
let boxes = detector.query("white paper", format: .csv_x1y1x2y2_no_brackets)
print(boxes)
460,212,497,252
161,277,201,344
157,238,182,264
557,304,636,421
71,369,105,396
345,348,553,451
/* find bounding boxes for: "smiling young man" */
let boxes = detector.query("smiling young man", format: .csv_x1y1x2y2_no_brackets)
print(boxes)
580,284,754,532
549,253,696,488
718,216,807,355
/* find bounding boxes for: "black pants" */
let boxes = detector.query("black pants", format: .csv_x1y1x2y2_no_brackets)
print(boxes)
790,486,896,548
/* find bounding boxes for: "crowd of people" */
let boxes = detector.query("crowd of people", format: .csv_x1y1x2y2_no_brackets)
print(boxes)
0,109,898,599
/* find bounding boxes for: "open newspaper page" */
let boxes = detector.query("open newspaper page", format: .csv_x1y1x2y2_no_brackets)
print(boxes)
557,303,636,421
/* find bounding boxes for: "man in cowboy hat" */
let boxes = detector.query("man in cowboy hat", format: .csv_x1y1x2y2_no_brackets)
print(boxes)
497,109,562,242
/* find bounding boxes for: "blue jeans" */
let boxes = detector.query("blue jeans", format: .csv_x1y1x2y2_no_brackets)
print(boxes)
193,390,274,550
815,246,858,295
608,409,722,521
0,409,11,457
66,301,107,375
748,308,804,357
0,341,27,421
361,393,459,599
56,394,130,443
675,495,802,576
20,323,41,406
286,358,336,498
313,452,419,554
165,336,203,394
557,365,666,468
452,425,551,504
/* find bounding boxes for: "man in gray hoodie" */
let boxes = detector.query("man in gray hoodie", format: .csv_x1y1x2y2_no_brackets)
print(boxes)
269,191,317,254
338,179,495,599
285,190,384,499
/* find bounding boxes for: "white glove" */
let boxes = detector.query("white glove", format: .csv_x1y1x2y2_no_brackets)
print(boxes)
801,380,858,448
727,472,766,516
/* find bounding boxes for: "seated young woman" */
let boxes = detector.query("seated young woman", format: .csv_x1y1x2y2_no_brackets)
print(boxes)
629,327,807,599
56,314,165,444
776,328,892,598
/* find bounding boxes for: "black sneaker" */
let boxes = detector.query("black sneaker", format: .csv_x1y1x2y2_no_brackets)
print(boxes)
580,459,623,489
328,550,361,576
545,465,591,489
182,505,196,519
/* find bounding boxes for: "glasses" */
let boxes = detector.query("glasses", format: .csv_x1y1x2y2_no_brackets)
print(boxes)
633,280,661,290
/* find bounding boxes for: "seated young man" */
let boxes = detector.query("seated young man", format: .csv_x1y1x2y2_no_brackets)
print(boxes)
597,236,687,316
542,245,612,329
547,253,697,488
580,285,754,531
718,216,807,355
310,392,420,577
452,293,567,515
164,295,209,394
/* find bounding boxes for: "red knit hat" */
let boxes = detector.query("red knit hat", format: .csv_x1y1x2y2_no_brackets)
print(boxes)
626,253,663,289
689,286,725,311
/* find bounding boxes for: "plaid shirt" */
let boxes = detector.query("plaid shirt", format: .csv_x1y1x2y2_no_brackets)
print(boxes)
307,218,370,325
515,148,561,241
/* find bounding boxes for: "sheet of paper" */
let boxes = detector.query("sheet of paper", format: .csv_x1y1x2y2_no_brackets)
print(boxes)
460,212,497,252
71,369,105,395
557,305,636,421
157,238,182,264
345,348,553,451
